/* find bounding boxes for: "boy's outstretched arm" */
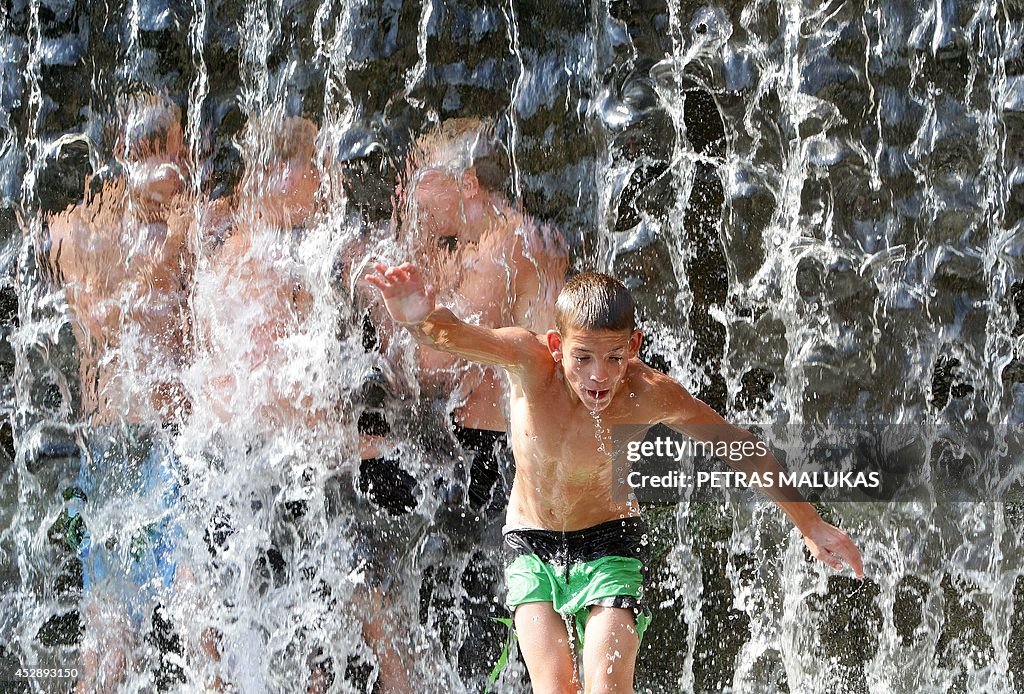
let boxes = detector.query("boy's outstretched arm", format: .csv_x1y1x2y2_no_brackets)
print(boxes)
365,262,546,373
660,380,865,579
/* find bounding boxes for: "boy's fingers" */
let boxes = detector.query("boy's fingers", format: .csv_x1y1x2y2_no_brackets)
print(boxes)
840,542,865,578
365,265,397,290
816,549,842,572
369,262,398,285
366,261,424,293
820,534,864,578
831,532,864,578
394,267,418,285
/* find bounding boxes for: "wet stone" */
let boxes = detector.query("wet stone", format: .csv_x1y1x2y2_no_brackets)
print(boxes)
36,610,83,647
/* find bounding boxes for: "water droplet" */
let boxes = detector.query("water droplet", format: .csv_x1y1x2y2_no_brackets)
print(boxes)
629,392,636,398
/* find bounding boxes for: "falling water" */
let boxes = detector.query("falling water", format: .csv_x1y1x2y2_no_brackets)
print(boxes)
1,1,1022,692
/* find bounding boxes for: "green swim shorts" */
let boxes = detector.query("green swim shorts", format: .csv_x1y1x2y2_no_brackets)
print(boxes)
502,517,652,648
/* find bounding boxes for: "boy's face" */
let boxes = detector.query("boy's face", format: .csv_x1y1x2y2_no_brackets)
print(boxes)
124,122,187,204
548,327,642,412
243,158,320,222
267,159,319,211
406,167,480,241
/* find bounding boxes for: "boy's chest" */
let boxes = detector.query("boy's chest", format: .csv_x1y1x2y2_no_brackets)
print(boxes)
510,386,645,465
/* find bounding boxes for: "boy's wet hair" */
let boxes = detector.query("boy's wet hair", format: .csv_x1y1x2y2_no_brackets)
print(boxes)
240,113,318,167
112,93,182,161
410,117,508,191
555,272,636,334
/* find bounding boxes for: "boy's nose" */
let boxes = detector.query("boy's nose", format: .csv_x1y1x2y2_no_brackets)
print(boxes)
590,367,608,382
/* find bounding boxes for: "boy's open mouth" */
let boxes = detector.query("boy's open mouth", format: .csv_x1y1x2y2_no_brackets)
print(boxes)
585,388,609,401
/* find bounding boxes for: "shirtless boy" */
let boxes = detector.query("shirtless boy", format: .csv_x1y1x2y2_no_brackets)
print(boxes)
363,117,565,450
47,93,192,425
184,113,345,690
366,264,864,693
45,92,192,691
189,114,322,431
398,118,566,433
353,118,568,688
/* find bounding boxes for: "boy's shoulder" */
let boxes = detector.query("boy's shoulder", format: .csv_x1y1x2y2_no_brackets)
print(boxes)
497,328,562,388
623,358,694,417
517,329,558,368
626,357,678,388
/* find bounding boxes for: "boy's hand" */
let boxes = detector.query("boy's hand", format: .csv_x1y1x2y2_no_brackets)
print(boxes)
801,519,865,579
365,262,437,325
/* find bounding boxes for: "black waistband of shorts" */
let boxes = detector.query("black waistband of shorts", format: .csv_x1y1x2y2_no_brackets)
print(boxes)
451,424,507,451
503,517,647,565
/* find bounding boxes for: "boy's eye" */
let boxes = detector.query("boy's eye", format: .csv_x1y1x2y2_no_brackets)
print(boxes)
610,356,622,363
574,355,589,363
437,235,458,252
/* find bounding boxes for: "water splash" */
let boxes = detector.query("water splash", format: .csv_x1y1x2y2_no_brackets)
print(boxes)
1,1,1022,692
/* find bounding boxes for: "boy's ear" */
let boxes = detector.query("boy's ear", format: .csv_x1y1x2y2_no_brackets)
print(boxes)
629,329,643,357
460,168,480,198
546,330,563,361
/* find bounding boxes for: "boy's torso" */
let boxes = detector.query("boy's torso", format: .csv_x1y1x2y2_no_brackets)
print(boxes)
49,185,192,425
505,352,666,531
384,220,565,432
